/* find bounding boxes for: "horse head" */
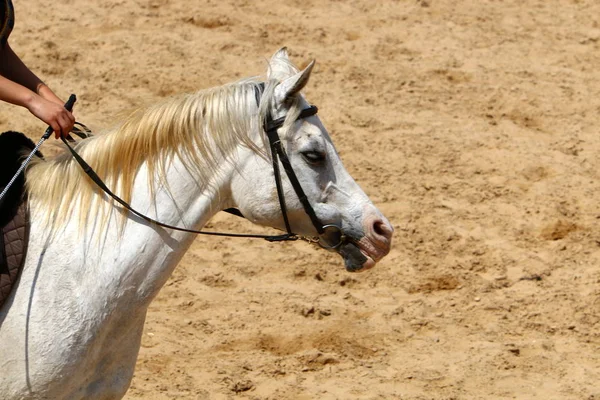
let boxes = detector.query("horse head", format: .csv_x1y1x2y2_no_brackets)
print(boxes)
231,48,393,272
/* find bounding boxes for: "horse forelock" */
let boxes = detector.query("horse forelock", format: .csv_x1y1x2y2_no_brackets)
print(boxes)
25,77,297,234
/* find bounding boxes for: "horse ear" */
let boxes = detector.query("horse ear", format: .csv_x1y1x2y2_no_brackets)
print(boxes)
273,60,315,105
271,47,290,63
268,47,297,81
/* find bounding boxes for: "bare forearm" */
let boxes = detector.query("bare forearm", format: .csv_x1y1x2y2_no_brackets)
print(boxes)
0,42,75,137
0,72,37,108
36,81,63,105
0,43,46,95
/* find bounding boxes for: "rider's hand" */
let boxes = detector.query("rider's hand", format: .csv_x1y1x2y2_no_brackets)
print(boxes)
27,94,75,139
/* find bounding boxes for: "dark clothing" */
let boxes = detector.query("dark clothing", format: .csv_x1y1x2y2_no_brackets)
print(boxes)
0,0,14,47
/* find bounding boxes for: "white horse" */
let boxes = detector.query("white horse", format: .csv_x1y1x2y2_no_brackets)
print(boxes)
0,48,393,399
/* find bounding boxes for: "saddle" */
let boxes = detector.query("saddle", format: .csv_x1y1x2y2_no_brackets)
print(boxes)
0,131,40,309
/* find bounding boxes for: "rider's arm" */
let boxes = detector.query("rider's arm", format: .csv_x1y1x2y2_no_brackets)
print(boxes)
0,42,75,138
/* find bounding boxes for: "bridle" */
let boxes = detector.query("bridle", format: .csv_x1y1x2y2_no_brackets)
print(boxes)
59,87,347,250
256,83,347,249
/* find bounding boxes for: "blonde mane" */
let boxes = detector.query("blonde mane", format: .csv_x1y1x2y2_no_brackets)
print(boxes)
26,77,301,233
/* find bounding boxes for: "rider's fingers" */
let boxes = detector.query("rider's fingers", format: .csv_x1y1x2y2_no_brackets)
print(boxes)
64,111,75,128
65,111,76,132
54,115,71,139
50,121,61,139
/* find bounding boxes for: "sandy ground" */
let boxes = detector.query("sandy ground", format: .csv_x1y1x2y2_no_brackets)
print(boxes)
2,0,600,398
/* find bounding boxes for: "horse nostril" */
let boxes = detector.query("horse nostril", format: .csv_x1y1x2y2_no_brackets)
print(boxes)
373,220,386,236
372,219,393,240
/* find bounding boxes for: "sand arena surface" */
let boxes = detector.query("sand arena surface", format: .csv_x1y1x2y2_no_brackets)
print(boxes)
2,0,600,398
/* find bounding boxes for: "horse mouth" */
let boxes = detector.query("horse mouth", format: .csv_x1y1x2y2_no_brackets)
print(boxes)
315,223,391,272
338,241,375,272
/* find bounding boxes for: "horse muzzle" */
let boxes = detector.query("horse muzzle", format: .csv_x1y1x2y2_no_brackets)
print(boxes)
327,213,393,272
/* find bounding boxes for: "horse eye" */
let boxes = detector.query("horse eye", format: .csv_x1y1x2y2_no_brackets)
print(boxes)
301,150,326,164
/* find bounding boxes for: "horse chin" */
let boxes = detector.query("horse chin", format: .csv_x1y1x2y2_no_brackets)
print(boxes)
338,242,376,272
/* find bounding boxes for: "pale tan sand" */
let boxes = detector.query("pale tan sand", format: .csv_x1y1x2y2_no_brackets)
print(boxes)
3,0,600,398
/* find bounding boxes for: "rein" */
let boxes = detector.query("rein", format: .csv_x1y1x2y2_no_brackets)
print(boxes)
60,88,342,246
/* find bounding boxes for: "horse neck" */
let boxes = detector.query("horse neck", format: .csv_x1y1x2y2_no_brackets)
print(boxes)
41,145,238,308
123,150,239,300
26,85,265,307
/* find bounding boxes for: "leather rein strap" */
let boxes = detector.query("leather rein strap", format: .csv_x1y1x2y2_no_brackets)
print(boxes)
61,88,325,242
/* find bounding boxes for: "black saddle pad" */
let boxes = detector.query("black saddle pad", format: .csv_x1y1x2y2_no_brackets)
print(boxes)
0,131,41,221
0,131,41,308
